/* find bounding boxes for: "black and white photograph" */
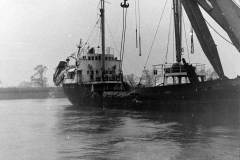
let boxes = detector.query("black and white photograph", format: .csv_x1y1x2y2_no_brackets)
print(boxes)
0,0,240,159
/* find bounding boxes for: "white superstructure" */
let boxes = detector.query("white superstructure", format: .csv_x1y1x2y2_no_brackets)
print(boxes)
63,47,122,85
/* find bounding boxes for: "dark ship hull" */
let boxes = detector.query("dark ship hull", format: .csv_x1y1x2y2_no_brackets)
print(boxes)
64,78,240,112
131,78,240,111
63,82,130,107
63,84,102,106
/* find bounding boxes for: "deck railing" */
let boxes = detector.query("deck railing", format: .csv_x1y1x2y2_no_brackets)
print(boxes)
153,63,206,76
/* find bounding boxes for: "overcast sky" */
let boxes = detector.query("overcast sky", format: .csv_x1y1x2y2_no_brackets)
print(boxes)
0,0,240,87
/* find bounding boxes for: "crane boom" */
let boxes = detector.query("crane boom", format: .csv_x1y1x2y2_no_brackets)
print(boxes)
182,0,225,78
196,0,240,53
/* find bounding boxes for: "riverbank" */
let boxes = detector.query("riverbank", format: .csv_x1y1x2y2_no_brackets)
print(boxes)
0,87,65,100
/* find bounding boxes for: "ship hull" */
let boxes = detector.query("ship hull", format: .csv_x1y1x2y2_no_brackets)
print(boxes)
63,78,240,112
104,78,240,112
63,84,102,106
63,82,130,107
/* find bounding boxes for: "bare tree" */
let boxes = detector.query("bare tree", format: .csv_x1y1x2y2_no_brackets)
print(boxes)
31,65,48,87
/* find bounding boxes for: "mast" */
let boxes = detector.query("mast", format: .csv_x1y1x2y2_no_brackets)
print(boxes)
100,0,105,81
173,0,182,63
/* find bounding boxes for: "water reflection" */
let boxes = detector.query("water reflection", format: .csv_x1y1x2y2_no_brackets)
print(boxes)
1,99,239,160
56,103,240,160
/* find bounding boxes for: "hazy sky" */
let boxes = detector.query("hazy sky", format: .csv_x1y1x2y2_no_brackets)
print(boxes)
0,0,240,86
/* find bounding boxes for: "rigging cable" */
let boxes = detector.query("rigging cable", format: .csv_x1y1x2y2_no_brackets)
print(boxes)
204,19,234,46
106,21,120,53
138,0,168,85
165,6,173,63
232,0,240,8
79,17,100,55
85,18,100,46
143,0,168,69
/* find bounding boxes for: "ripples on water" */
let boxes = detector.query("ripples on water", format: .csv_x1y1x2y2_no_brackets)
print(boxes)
0,98,239,160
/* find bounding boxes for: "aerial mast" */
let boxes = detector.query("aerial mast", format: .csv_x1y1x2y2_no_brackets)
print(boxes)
100,0,106,81
173,0,182,63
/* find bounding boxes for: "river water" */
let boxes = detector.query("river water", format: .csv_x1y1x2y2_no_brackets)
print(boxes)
0,98,239,160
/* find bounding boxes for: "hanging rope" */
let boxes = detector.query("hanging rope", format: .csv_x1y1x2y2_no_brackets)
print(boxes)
134,0,138,48
137,0,142,56
182,15,191,63
97,23,101,47
172,20,175,63
122,9,128,61
119,8,125,64
119,0,129,73
190,27,194,54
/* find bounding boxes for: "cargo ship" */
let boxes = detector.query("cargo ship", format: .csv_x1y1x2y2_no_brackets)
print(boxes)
54,0,240,110
53,0,131,106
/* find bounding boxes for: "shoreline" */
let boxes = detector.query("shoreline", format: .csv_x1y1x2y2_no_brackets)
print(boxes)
0,87,65,100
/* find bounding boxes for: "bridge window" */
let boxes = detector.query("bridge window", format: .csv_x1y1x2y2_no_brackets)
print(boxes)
153,70,158,75
67,72,75,79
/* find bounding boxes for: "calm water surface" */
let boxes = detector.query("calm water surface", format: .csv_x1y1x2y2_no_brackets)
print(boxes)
0,98,239,160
